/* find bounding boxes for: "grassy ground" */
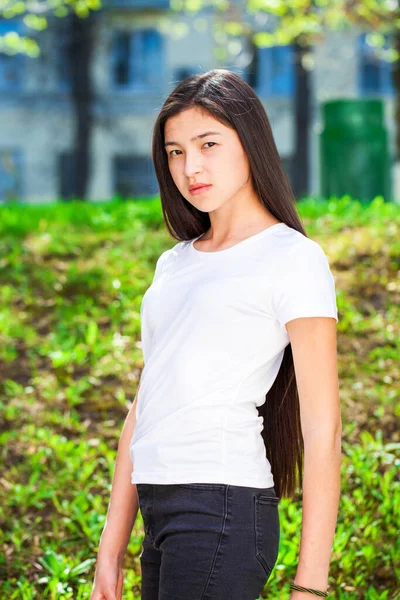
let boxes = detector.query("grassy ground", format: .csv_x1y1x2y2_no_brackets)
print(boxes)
0,195,399,599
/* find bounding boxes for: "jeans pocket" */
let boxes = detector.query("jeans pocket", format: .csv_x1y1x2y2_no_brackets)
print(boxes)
137,484,155,541
254,493,280,580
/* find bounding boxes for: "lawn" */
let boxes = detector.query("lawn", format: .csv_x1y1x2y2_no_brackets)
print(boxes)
0,195,399,599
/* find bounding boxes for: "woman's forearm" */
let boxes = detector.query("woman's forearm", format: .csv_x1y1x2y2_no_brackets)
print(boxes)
97,385,141,568
292,430,342,597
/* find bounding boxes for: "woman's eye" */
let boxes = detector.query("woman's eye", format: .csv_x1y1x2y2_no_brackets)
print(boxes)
169,142,216,157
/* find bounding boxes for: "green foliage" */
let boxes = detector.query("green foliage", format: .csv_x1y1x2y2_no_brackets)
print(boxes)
3,0,400,59
168,0,400,65
0,0,103,56
0,196,399,599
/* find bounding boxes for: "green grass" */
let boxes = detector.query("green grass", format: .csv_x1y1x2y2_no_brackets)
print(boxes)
0,195,399,599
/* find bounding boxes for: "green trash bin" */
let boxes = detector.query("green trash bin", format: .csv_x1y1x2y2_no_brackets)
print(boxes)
320,99,391,202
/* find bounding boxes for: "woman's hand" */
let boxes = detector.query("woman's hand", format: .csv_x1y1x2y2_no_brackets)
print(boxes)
89,561,124,600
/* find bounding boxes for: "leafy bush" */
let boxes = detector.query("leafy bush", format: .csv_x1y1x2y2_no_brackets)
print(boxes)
0,195,399,599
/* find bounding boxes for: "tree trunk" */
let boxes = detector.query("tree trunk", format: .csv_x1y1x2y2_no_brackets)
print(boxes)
292,41,311,199
394,26,400,161
68,11,96,200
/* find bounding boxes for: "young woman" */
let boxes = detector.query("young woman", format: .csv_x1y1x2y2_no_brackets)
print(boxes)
90,69,341,600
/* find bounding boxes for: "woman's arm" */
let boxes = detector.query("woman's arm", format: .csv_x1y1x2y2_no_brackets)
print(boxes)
96,381,141,568
286,316,342,598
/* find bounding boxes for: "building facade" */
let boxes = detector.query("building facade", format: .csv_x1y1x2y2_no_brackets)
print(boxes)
0,0,397,203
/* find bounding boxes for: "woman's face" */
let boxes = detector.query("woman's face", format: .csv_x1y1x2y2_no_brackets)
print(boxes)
164,107,254,213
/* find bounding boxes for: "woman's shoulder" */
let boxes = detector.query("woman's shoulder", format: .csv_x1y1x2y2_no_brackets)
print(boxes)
273,224,331,261
267,226,334,287
153,239,188,274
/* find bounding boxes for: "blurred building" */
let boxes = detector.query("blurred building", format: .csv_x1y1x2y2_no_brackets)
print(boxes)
0,0,397,203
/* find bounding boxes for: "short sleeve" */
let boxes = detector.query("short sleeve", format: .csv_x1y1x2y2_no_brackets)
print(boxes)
272,239,338,329
140,299,150,365
140,249,172,364
152,249,171,281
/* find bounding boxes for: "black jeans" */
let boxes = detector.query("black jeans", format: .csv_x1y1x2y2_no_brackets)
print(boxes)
136,482,280,600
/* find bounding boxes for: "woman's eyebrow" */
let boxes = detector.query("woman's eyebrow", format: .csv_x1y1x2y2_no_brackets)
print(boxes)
164,131,222,148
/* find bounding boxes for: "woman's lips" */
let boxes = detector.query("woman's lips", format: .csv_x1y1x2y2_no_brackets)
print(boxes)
190,185,212,195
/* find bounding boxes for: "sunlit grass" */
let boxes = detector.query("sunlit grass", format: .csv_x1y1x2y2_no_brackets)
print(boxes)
0,195,399,599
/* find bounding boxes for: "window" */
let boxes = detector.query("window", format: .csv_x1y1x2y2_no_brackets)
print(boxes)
0,19,25,91
173,67,196,84
0,149,23,202
280,155,293,184
359,33,395,96
113,155,158,198
111,28,163,89
113,31,130,86
58,152,77,200
247,42,295,97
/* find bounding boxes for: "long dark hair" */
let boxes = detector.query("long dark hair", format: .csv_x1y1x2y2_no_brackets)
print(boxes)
151,68,308,499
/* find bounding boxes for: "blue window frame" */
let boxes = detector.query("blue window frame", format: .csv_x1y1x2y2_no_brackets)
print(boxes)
358,33,395,96
113,154,158,198
111,28,163,90
247,43,295,97
0,19,25,91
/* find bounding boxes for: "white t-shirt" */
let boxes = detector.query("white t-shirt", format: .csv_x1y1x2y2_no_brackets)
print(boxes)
130,222,338,488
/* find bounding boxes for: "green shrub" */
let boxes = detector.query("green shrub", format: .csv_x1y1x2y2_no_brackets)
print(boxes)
0,195,399,599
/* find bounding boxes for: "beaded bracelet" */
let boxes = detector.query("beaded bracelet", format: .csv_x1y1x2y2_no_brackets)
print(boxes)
289,581,329,597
